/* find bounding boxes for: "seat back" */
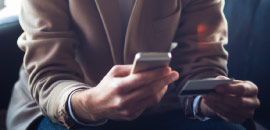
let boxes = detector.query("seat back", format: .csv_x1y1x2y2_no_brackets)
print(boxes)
224,0,270,128
0,16,23,109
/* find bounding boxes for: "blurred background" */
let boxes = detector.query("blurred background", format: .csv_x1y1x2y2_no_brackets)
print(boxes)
0,0,4,9
0,0,23,129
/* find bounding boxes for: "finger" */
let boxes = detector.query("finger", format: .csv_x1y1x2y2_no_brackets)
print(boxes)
116,86,168,121
216,76,230,80
206,93,260,109
118,108,145,121
204,94,247,123
122,74,172,106
216,81,258,97
121,67,179,91
109,65,133,77
211,103,247,123
130,85,168,110
204,94,258,120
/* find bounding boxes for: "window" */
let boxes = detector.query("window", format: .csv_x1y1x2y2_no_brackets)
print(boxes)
0,0,22,17
0,0,4,9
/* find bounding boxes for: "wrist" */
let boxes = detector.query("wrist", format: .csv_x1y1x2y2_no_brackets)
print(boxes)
71,89,106,123
193,96,210,121
71,90,91,122
200,97,217,118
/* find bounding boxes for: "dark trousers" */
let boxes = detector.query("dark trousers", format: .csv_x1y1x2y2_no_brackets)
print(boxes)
38,111,245,130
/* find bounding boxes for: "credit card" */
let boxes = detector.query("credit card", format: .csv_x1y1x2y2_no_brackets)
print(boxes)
178,79,234,96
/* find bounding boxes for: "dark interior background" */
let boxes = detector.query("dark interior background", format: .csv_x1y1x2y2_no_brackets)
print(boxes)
0,0,269,129
0,16,23,109
224,0,270,128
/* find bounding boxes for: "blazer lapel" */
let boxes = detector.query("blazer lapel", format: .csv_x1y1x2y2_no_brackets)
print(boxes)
95,0,124,64
95,0,182,64
123,0,146,64
124,0,182,64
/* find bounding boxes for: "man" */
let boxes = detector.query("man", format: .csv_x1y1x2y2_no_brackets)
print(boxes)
7,0,260,129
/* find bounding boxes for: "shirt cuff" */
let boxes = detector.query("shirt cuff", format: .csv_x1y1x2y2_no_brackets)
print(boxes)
193,96,211,121
67,89,108,126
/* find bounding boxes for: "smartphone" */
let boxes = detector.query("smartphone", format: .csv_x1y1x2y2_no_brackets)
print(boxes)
131,52,172,74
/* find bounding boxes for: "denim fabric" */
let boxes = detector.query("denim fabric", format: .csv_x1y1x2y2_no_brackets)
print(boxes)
38,111,245,130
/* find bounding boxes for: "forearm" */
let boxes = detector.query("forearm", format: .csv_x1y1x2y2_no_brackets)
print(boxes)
39,80,91,128
69,89,108,127
18,0,91,127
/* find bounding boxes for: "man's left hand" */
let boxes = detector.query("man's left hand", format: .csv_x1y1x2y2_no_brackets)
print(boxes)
202,76,260,123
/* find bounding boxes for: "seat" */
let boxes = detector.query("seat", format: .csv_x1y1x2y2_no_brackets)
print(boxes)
224,0,270,129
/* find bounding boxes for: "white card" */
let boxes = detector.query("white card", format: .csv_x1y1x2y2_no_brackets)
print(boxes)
178,79,234,96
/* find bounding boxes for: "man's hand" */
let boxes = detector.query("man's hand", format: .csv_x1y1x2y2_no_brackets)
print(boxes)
71,65,179,123
201,76,260,123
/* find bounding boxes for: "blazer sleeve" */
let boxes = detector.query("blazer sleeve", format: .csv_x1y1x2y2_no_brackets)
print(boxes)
18,0,90,128
171,0,228,118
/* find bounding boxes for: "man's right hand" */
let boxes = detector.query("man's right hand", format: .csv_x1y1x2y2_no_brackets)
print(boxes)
71,65,179,123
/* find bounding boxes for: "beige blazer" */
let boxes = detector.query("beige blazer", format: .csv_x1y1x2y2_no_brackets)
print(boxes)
7,0,228,129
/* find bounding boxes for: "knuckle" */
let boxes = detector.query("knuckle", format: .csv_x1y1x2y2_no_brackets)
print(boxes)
252,87,259,95
113,97,126,110
243,80,250,84
256,98,261,108
122,110,132,117
239,85,246,95
238,98,245,107
254,87,259,95
118,101,127,109
245,81,255,87
246,81,258,94
253,86,259,95
131,74,145,85
114,82,125,93
110,82,122,93
111,80,120,88
152,94,162,104
112,65,121,72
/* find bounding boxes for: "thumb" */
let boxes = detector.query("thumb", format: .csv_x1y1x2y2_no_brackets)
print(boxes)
216,76,230,80
109,65,133,77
